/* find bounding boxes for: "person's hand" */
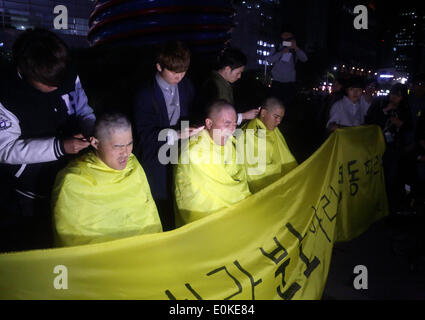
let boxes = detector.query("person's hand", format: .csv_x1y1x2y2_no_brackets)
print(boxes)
62,134,90,154
290,40,298,50
178,126,205,140
390,116,403,128
242,108,261,121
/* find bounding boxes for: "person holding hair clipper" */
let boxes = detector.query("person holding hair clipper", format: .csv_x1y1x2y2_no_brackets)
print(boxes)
0,28,96,252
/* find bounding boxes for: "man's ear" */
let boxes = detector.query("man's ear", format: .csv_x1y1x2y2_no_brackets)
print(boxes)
90,137,99,150
156,63,163,73
205,118,213,130
260,109,267,119
224,66,232,75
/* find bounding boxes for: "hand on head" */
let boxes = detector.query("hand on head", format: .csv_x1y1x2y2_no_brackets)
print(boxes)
242,108,261,121
63,134,91,154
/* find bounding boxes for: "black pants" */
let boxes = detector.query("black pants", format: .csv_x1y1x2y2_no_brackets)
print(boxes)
0,189,53,253
154,198,175,232
383,145,417,214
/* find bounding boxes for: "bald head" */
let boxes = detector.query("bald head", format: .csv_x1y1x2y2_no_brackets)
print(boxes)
90,113,133,171
262,97,285,113
206,99,236,121
260,97,285,131
94,113,132,142
205,100,237,146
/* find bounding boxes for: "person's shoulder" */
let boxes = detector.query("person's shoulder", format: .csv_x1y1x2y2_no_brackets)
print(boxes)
133,78,158,103
128,154,153,182
185,131,210,162
331,96,347,108
143,76,157,88
127,153,143,172
274,126,285,139
210,71,225,83
135,77,157,93
58,154,94,185
242,118,261,132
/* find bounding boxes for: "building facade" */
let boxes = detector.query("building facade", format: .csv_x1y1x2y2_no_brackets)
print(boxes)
0,0,95,48
231,0,282,70
393,7,425,77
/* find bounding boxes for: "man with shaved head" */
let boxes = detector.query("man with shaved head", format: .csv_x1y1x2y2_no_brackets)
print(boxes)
242,97,298,193
174,100,251,226
52,113,162,247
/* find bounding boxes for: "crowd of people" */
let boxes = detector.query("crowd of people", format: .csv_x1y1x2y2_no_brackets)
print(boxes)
0,28,295,252
321,72,425,217
0,27,424,256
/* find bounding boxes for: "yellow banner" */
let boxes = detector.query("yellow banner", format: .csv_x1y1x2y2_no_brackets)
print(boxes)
0,126,388,300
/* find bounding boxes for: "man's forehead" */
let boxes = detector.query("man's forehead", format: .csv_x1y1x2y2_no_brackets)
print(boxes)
210,107,235,120
231,66,245,73
218,108,236,120
266,104,284,114
103,129,132,143
273,109,285,117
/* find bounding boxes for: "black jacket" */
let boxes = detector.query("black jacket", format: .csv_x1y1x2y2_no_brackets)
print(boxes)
0,65,95,218
365,98,412,148
133,76,194,200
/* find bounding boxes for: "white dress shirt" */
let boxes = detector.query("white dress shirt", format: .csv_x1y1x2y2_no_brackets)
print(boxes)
327,96,371,129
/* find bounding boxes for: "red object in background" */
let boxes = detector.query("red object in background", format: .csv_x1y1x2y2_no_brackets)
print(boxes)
88,0,235,53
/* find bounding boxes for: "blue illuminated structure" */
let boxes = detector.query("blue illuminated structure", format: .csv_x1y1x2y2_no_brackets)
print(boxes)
88,0,235,52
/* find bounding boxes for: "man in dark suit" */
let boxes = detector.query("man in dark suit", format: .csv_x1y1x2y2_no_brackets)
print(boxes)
133,41,202,231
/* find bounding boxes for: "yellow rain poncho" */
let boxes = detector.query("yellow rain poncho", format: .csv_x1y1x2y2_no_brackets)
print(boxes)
174,130,251,226
242,118,298,193
52,152,162,247
0,126,388,300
